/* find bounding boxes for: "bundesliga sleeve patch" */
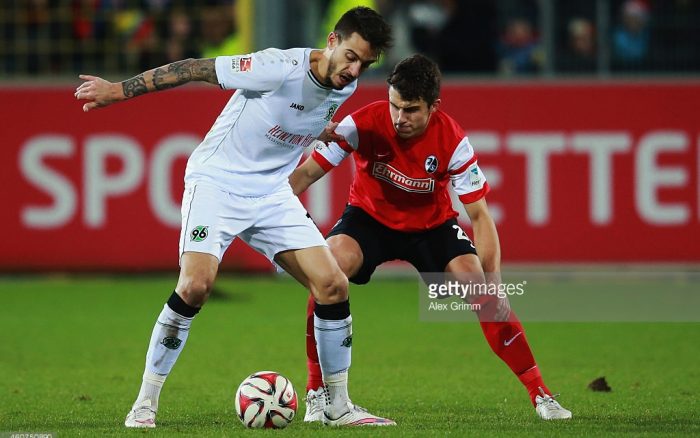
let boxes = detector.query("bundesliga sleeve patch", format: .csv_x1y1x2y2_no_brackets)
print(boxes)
230,56,253,73
468,163,485,188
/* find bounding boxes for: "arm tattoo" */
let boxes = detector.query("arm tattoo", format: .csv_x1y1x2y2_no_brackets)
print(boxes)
121,59,217,99
122,74,148,98
153,59,218,90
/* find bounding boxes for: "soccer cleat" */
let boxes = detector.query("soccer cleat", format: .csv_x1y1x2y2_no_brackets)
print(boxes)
323,401,396,426
535,387,572,420
124,399,157,428
304,387,327,422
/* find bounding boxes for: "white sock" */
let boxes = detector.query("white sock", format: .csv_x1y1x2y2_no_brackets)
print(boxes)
133,304,193,409
133,370,166,410
314,314,352,413
325,370,349,415
314,314,352,375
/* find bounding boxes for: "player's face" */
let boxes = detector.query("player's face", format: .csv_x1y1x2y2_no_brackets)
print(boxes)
388,86,439,139
324,32,377,90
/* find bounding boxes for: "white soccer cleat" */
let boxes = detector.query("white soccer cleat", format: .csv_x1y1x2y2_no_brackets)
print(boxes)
124,399,157,428
323,401,396,426
535,387,572,420
304,387,327,422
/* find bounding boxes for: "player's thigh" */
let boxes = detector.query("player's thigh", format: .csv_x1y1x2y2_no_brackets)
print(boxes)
326,205,395,285
327,234,363,278
409,218,481,279
275,246,348,304
243,190,327,266
179,182,253,263
242,190,346,302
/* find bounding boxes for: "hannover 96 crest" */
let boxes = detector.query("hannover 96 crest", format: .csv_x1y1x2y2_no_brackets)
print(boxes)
190,225,209,242
325,103,339,121
161,336,182,350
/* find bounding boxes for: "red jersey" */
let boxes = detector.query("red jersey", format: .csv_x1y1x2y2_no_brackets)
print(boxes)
311,101,489,232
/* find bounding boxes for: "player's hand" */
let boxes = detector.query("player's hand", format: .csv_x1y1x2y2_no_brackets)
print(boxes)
493,295,511,321
74,75,121,112
485,273,511,321
317,121,345,143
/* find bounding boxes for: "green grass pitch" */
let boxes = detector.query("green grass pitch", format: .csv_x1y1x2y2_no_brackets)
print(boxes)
1,275,699,436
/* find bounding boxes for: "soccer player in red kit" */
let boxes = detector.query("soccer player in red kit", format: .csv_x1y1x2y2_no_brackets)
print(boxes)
290,54,572,422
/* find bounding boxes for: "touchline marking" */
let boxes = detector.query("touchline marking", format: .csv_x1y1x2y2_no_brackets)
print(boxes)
504,331,522,346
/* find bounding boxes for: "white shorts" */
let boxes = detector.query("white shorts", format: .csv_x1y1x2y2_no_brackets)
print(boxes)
179,182,327,264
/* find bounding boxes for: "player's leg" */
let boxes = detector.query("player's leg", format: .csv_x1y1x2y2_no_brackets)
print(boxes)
300,233,363,421
276,246,394,426
448,255,571,419
409,219,570,419
125,252,218,428
301,206,397,423
306,234,364,384
445,256,547,397
258,198,392,426
248,192,353,421
275,247,352,413
438,226,570,419
304,210,367,395
125,183,242,428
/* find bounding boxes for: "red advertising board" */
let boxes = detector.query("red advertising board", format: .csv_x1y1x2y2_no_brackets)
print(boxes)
1,81,698,271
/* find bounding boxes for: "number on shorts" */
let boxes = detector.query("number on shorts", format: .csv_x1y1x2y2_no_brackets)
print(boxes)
452,224,475,248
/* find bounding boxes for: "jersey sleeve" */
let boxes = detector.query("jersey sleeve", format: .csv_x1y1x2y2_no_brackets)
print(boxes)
215,48,290,92
311,115,359,172
448,136,490,203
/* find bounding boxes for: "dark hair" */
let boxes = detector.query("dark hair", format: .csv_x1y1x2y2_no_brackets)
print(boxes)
334,6,393,58
386,54,441,106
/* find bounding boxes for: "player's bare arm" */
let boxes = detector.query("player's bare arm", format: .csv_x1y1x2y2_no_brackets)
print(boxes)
464,197,510,320
464,198,502,280
289,155,328,196
75,58,217,112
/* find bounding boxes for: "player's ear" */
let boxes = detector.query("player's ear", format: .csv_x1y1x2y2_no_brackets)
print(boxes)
327,32,339,50
430,98,441,113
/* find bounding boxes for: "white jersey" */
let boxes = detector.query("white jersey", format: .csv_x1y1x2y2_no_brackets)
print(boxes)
185,48,355,196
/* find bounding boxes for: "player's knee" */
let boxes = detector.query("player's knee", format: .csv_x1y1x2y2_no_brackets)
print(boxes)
446,254,484,280
311,270,349,305
177,275,215,307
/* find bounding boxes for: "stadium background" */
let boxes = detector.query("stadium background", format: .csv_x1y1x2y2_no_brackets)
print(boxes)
2,0,699,271
2,1,699,436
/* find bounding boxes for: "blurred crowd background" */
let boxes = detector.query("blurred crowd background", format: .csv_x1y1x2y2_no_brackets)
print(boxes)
2,0,699,78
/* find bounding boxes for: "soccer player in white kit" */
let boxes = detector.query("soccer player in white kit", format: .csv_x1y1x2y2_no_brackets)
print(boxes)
74,7,393,428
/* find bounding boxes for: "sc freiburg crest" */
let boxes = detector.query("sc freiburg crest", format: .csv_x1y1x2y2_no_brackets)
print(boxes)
425,155,438,173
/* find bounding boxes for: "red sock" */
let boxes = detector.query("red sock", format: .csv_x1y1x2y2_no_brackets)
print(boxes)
479,310,550,406
305,293,323,392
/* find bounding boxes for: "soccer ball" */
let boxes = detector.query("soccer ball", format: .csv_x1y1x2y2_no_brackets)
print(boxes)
235,371,298,428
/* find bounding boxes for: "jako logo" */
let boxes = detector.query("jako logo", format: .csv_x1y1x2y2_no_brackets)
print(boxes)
289,102,304,111
372,162,434,193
